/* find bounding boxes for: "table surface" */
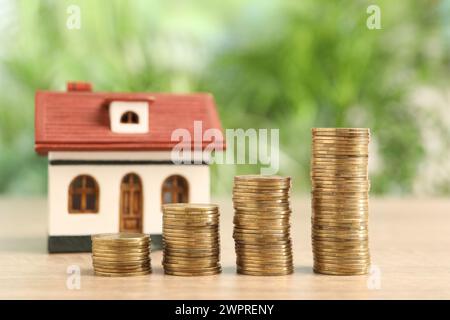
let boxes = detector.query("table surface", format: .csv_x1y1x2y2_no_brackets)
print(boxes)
0,196,449,300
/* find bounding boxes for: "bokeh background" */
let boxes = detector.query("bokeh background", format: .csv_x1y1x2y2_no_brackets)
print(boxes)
0,0,449,196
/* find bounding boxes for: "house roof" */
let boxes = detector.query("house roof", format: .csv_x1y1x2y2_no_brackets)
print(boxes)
35,83,225,155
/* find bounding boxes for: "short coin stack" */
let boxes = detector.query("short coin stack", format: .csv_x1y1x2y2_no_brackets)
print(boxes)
91,233,151,277
311,128,371,275
233,175,294,276
162,203,221,276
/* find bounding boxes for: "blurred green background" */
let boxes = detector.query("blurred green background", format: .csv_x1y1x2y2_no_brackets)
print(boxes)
0,0,449,196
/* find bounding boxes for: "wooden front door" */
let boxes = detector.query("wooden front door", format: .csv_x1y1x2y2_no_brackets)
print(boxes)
120,173,143,233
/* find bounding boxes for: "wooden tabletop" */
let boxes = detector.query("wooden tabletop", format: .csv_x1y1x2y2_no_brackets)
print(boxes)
0,197,449,299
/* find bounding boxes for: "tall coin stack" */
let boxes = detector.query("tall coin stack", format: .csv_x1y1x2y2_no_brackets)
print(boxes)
311,128,371,275
91,233,152,277
233,175,294,276
162,203,221,276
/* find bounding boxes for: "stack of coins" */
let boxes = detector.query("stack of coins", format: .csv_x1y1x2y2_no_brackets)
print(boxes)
233,175,294,276
311,128,371,275
162,203,221,276
91,233,151,277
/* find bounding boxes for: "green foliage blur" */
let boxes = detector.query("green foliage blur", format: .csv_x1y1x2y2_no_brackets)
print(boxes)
0,0,449,195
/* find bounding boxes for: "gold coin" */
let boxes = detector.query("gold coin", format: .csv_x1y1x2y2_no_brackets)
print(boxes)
92,233,149,243
312,237,369,244
163,232,220,239
233,188,289,194
237,269,293,276
235,246,292,253
93,260,151,267
233,183,291,190
163,253,219,260
162,227,219,233
312,133,370,139
233,231,289,239
313,261,370,269
237,267,294,275
91,241,151,247
163,241,220,248
163,211,219,218
162,234,219,241
236,263,294,271
234,211,292,218
236,254,293,261
164,242,220,248
91,243,150,251
94,270,151,277
233,226,290,234
232,188,290,194
233,219,290,227
234,240,291,247
163,214,219,219
92,256,150,263
162,203,218,211
92,252,149,260
162,259,219,267
312,214,369,221
163,222,219,228
94,265,151,272
163,225,221,232
92,258,150,265
233,225,291,232
93,264,151,271
236,261,293,267
312,206,369,213
91,233,149,240
237,263,294,271
313,151,369,157
312,181,370,188
235,175,290,182
233,208,292,215
163,261,220,268
233,214,291,220
312,200,369,206
163,219,219,225
163,265,221,273
164,269,222,276
312,229,368,235
313,254,370,261
312,127,369,132
312,141,370,147
164,247,220,254
236,257,293,264
313,249,370,255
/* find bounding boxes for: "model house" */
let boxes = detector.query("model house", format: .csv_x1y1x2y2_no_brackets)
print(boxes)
35,82,224,253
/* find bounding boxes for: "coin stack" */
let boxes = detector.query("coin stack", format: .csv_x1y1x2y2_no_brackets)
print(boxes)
311,128,371,275
162,203,221,276
91,233,152,277
233,175,294,276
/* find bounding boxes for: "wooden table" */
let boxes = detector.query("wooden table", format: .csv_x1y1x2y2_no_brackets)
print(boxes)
0,197,449,299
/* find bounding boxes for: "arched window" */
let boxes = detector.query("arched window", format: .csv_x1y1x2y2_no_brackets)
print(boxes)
162,175,189,204
120,111,139,124
68,175,99,213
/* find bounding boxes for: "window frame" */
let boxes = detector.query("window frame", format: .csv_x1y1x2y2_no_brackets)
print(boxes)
161,175,189,204
68,175,100,214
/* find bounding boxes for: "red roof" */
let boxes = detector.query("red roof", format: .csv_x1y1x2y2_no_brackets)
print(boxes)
35,86,225,155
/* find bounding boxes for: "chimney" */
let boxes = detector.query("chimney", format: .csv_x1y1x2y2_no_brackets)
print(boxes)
67,81,92,92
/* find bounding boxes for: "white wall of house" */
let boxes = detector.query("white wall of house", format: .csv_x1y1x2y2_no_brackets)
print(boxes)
48,152,210,236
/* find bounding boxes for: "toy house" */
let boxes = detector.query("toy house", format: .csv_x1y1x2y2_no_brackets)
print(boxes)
35,82,224,253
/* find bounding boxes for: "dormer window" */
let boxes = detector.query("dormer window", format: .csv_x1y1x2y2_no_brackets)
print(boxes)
121,111,139,124
109,101,149,134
